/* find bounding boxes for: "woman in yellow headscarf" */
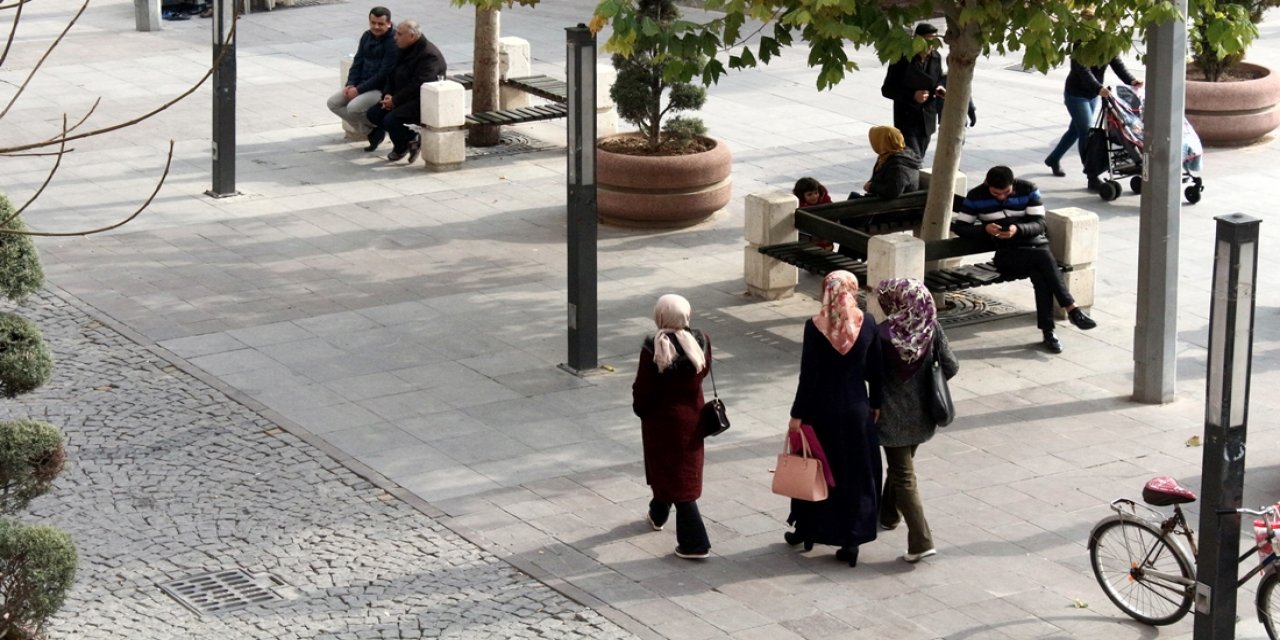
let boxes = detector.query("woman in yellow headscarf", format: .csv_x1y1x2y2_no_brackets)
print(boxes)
860,125,922,199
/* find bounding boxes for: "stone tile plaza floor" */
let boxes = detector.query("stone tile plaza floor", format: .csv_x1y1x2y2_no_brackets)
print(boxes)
5,0,1280,638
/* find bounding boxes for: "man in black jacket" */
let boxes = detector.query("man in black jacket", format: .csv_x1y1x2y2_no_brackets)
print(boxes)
366,19,447,164
953,166,1097,354
881,23,947,159
327,7,396,151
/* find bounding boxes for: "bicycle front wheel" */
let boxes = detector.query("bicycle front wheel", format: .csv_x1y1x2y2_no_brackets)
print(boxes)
1089,516,1195,625
1257,571,1280,639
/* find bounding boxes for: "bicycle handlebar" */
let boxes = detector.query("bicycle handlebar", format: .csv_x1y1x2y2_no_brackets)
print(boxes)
1218,506,1278,517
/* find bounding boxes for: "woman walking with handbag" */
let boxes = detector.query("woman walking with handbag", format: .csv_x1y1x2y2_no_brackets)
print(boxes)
874,278,959,563
783,270,884,567
632,294,712,560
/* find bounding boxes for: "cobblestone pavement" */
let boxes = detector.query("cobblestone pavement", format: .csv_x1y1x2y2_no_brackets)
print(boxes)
3,291,633,640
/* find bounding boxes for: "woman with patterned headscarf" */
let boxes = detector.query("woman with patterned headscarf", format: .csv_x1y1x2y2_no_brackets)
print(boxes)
632,294,712,560
783,271,884,567
874,278,958,564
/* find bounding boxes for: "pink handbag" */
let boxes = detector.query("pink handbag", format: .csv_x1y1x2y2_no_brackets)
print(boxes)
771,431,829,502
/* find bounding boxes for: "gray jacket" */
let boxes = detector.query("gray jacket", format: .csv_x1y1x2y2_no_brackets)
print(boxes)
877,324,959,448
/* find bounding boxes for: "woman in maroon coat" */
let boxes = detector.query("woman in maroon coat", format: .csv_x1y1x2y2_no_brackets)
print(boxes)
632,294,712,559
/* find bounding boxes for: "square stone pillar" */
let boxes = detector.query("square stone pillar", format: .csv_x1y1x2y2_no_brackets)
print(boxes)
917,168,967,194
867,233,926,319
596,63,619,138
499,37,532,110
1046,206,1100,318
744,190,799,300
420,81,467,172
134,0,161,31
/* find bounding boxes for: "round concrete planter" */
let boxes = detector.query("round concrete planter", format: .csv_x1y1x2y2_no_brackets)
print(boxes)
597,135,732,229
1186,62,1280,147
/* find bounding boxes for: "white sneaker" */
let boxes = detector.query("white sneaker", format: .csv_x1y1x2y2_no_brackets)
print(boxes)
645,513,663,531
902,548,937,563
675,547,709,560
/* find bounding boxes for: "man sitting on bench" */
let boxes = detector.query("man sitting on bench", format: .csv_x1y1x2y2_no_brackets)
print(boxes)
328,6,396,151
367,19,447,165
953,165,1097,354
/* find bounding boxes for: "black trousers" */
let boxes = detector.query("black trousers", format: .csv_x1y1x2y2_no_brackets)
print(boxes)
902,130,932,159
366,102,419,153
649,499,710,553
994,246,1075,331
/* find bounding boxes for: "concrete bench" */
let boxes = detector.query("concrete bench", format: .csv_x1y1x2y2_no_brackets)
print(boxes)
337,37,618,171
745,172,1097,320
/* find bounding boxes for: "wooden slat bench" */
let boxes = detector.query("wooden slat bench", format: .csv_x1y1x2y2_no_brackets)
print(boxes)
758,191,1073,293
443,73,569,127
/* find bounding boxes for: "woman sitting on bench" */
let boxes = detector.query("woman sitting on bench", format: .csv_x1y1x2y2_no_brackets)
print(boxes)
849,126,922,200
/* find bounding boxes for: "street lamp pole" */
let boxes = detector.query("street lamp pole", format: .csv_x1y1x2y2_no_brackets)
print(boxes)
561,24,598,375
207,0,238,198
1193,213,1261,640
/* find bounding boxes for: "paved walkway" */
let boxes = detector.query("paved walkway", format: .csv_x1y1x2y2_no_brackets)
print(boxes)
5,0,1280,637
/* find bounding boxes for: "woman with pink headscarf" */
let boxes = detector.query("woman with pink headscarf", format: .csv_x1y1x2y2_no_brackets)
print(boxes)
632,294,712,560
783,270,884,567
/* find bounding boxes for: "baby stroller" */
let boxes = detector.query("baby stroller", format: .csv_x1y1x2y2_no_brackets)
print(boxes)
1085,84,1204,204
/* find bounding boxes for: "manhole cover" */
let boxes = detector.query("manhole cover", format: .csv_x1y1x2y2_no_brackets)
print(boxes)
159,569,286,615
466,131,557,158
937,290,1031,328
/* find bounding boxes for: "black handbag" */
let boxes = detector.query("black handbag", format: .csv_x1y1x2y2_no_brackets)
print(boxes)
928,335,955,427
700,360,730,437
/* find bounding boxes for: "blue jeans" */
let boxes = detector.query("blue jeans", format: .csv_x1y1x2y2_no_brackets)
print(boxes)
1046,93,1100,173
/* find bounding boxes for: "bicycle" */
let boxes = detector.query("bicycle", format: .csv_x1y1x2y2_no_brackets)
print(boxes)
1088,476,1280,637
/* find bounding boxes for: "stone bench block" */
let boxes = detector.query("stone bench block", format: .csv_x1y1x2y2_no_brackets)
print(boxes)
1056,265,1096,319
338,58,362,140
867,233,925,318
744,248,797,300
421,81,467,129
499,37,532,110
423,131,466,172
1046,207,1099,267
744,190,798,246
918,168,967,195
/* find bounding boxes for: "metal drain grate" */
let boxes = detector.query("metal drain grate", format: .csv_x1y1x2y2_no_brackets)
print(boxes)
159,569,285,615
466,131,557,158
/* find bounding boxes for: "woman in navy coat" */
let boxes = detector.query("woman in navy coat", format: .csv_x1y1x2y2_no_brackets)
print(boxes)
784,271,884,566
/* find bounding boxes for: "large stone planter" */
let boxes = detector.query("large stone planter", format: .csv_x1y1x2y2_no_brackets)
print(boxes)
1186,62,1280,147
597,135,732,229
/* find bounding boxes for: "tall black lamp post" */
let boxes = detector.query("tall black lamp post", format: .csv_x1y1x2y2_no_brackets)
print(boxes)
1194,213,1261,640
561,24,598,375
207,0,238,198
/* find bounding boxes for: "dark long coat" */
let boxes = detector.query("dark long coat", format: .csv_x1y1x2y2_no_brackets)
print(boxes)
788,318,884,548
881,50,944,140
632,330,710,504
384,36,447,112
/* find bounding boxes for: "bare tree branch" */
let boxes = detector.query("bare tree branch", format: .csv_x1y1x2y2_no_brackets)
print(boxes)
61,96,100,136
0,0,23,68
3,116,68,225
0,141,173,237
0,0,34,12
0,150,68,158
0,18,236,153
0,0,89,121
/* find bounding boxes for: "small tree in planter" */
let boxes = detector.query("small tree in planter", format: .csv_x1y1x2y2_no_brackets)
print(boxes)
602,0,710,155
0,519,77,640
1189,0,1258,82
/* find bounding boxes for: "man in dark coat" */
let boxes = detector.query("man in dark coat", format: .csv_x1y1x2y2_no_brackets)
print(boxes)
881,23,947,159
366,19,447,164
327,7,396,150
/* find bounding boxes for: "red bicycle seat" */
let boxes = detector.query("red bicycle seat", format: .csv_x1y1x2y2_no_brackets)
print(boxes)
1142,476,1198,506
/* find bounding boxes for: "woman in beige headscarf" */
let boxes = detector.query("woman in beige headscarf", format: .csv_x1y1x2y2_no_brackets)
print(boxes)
783,271,884,567
632,294,712,560
860,125,922,199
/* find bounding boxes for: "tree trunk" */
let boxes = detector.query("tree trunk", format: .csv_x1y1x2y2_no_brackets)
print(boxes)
469,7,501,147
921,13,980,252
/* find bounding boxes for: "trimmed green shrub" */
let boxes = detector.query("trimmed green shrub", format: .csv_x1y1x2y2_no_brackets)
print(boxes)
0,314,52,398
609,0,707,152
0,194,44,304
0,421,65,515
0,519,76,640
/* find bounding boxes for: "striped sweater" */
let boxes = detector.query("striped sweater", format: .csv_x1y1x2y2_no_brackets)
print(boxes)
952,179,1049,248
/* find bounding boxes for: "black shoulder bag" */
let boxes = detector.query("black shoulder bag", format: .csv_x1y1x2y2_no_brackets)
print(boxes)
699,359,730,437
